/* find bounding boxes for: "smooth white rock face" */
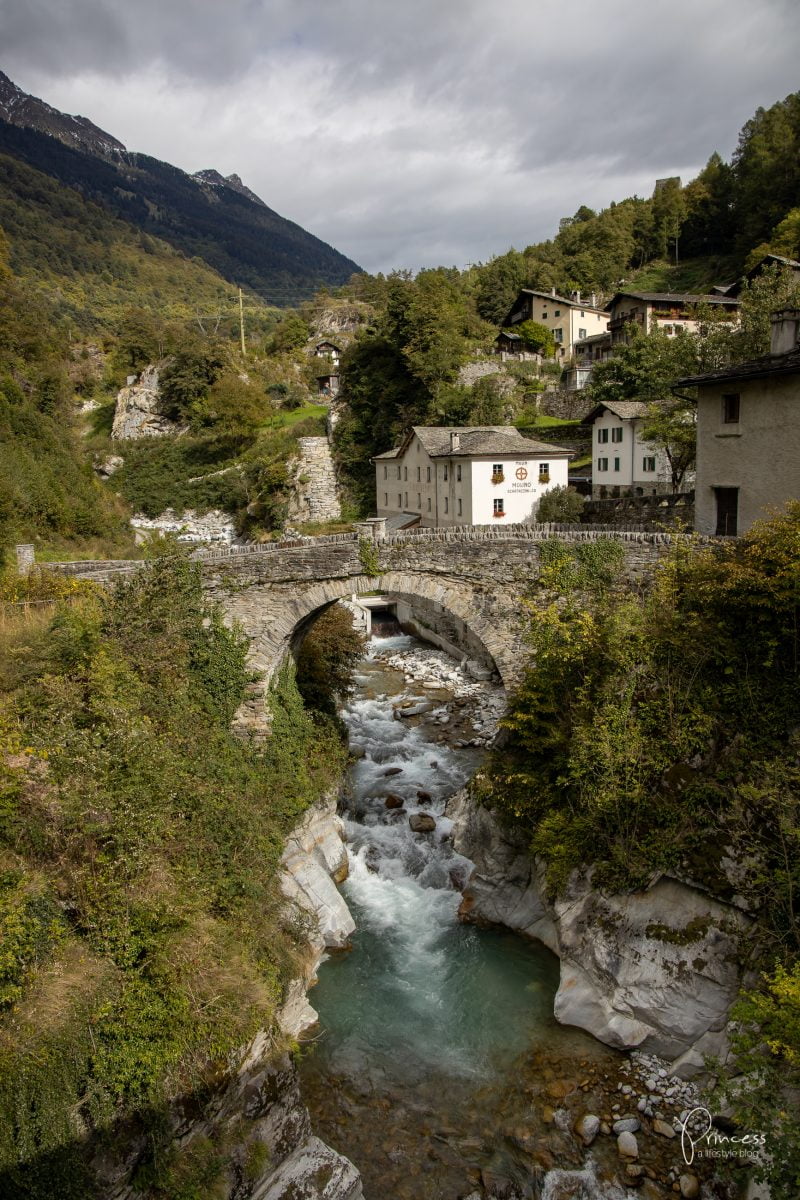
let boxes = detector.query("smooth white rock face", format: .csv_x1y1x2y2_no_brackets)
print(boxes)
447,789,750,1063
252,1135,363,1200
280,799,355,952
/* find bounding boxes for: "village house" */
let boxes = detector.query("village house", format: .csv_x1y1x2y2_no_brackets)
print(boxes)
605,291,739,346
675,308,800,536
582,400,674,498
714,253,800,298
492,329,541,362
501,289,609,360
373,426,573,528
567,331,613,389
313,339,341,366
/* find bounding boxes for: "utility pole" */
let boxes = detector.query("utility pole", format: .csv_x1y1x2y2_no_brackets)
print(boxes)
238,287,246,356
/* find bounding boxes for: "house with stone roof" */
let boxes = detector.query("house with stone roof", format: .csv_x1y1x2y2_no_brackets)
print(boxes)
502,289,609,361
373,426,573,528
675,308,800,536
605,291,739,346
582,400,675,498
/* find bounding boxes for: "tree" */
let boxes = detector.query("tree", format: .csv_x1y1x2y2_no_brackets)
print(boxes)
651,178,687,263
295,604,364,718
516,320,556,357
639,397,696,493
158,342,225,421
536,485,584,523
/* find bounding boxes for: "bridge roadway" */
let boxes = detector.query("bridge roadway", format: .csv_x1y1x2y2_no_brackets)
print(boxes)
51,524,676,738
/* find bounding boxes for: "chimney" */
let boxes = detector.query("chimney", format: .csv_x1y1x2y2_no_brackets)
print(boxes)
551,287,556,297
770,308,800,355
450,431,460,453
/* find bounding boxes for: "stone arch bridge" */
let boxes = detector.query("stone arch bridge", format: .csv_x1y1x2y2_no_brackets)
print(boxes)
55,525,674,738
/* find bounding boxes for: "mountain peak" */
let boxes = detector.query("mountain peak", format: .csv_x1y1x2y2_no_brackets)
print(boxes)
0,68,125,157
193,168,266,207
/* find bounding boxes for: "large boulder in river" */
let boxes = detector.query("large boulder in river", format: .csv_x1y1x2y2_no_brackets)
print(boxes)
409,813,436,834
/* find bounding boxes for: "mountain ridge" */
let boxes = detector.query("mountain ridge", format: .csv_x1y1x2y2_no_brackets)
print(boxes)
0,69,361,305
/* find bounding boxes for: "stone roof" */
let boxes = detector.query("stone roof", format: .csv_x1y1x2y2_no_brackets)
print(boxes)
372,426,573,462
581,401,649,423
517,288,605,313
675,346,800,387
412,426,572,458
605,291,739,311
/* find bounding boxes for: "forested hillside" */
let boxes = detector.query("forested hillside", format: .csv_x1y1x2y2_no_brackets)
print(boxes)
0,108,361,307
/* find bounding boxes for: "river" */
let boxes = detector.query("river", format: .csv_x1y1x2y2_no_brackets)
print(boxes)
299,628,621,1199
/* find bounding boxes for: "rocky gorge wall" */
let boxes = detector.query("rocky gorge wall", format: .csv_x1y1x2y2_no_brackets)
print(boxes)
92,794,363,1200
447,789,751,1079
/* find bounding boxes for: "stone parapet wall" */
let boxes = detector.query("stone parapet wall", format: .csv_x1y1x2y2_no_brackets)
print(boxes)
581,492,695,529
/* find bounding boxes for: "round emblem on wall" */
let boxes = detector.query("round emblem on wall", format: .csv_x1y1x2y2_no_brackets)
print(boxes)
515,467,528,480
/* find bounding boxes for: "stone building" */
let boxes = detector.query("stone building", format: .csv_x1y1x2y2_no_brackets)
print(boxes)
676,308,800,536
373,426,572,528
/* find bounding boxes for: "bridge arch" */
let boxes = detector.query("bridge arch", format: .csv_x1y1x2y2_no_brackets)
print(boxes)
213,569,519,739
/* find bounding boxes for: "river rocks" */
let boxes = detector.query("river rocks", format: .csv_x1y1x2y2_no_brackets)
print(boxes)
617,1131,639,1158
111,365,176,438
574,1113,600,1145
383,766,403,777
409,813,436,833
678,1174,700,1199
416,790,432,804
652,1118,676,1138
612,1116,640,1134
447,788,751,1064
384,794,404,809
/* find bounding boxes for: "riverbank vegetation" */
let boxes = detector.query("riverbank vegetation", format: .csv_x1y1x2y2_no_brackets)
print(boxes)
0,557,346,1197
476,509,800,1196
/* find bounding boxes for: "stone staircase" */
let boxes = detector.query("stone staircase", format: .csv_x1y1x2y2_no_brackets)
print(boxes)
287,436,342,523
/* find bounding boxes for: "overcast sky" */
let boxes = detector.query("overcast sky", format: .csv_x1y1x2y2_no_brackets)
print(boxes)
1,0,799,274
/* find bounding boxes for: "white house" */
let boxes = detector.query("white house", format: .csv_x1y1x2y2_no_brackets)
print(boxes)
373,426,573,528
675,308,800,536
583,401,673,498
502,289,609,361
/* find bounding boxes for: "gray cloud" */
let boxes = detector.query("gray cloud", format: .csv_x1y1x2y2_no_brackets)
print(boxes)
1,0,798,272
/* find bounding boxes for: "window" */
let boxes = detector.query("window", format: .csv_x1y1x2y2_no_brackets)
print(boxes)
444,497,449,513
538,462,550,482
642,456,656,473
427,466,431,482
613,457,620,472
553,328,563,343
493,498,504,517
404,491,408,506
458,498,462,516
427,497,432,512
417,492,421,508
456,464,462,481
714,487,738,536
542,312,548,320
597,457,608,471
397,493,402,506
598,428,609,443
384,492,388,505
397,466,401,480
554,309,561,317
404,466,408,480
491,463,504,482
580,310,585,318
383,465,387,479
417,466,421,481
611,427,623,443
578,327,587,340
722,393,740,423
443,465,448,481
